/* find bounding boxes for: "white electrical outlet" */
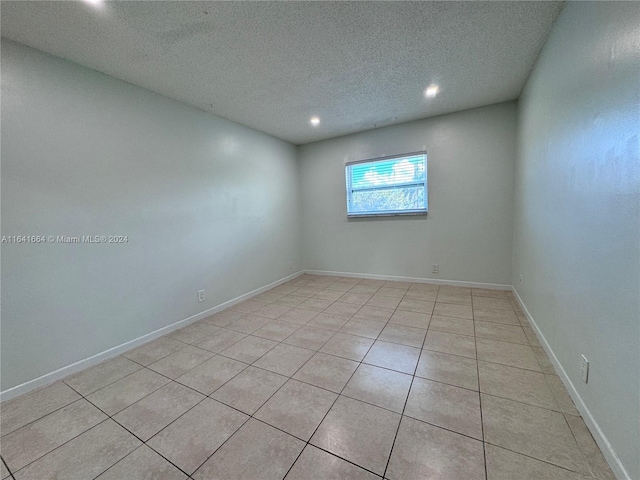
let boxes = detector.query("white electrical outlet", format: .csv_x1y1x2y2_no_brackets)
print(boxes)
580,354,589,383
288,261,293,270
432,264,439,274
519,274,523,284
197,290,206,303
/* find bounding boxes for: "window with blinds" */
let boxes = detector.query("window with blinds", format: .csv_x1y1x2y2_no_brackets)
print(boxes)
345,152,428,217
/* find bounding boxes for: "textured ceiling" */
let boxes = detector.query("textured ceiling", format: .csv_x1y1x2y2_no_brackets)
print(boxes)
1,1,562,144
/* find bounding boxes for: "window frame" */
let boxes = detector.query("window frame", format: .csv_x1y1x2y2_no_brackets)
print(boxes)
345,151,428,218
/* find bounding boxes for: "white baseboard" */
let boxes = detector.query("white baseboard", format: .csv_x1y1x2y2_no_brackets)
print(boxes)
510,287,630,480
305,269,511,290
0,271,304,402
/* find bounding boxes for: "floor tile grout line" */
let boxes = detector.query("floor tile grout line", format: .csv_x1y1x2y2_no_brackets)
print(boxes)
0,394,85,439
187,277,380,478
251,321,305,344
381,286,432,479
7,393,192,480
157,382,265,475
482,440,596,477
471,391,573,417
153,404,253,478
91,441,195,480
188,304,370,477
281,309,383,480
101,364,241,479
224,298,532,426
68,358,176,403
122,338,188,365
562,414,598,479
472,294,489,480
61,360,146,398
474,291,586,478
283,327,340,352
558,413,595,477
1,456,14,479
389,411,489,443
393,368,480,393
542,365,569,411
1,391,107,445
214,333,283,366
171,326,253,356
61,369,203,478
8,416,112,476
119,424,197,479
423,328,544,371
70,362,234,478
89,373,172,417
293,444,385,479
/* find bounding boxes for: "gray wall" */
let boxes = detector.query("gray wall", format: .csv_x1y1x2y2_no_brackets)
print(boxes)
299,102,517,285
1,40,302,392
513,3,640,479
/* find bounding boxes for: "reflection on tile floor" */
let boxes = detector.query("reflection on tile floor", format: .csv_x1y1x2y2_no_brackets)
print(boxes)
0,274,616,479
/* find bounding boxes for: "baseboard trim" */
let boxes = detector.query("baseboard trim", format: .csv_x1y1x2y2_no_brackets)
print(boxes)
510,287,630,480
305,269,511,290
0,270,304,402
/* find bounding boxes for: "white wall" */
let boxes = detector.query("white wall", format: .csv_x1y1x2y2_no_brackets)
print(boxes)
299,102,516,286
513,3,640,479
0,40,302,392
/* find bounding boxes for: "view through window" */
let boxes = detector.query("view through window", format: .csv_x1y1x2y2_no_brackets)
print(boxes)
345,152,427,217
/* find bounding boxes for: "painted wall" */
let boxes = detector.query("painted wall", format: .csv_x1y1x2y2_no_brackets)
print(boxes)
1,40,302,392
299,102,517,285
513,3,640,479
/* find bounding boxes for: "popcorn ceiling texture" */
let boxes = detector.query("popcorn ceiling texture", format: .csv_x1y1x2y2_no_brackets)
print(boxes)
1,1,562,144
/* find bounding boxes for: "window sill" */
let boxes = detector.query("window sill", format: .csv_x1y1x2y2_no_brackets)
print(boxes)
347,211,428,219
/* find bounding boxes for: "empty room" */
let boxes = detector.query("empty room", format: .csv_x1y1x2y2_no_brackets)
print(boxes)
1,1,638,479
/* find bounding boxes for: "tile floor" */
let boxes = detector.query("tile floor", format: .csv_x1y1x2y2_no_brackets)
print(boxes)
0,274,616,479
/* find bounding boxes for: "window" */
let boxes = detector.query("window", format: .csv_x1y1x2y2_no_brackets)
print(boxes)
345,152,427,217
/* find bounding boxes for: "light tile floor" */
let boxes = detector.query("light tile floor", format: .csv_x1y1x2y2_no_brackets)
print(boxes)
0,274,616,479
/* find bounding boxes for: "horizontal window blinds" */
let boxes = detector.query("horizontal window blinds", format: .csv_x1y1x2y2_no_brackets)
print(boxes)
345,153,427,217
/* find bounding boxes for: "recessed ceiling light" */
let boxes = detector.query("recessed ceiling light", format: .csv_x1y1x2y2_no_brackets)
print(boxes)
310,116,320,126
83,0,104,7
425,85,439,98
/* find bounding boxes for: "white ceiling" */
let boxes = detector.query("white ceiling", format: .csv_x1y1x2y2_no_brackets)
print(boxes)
1,1,562,145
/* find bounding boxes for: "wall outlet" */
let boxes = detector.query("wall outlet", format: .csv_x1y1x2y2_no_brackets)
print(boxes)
288,261,293,270
197,289,206,303
432,264,439,274
580,354,589,383
519,274,523,284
